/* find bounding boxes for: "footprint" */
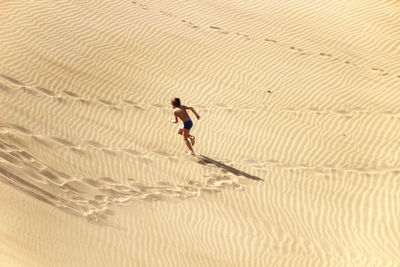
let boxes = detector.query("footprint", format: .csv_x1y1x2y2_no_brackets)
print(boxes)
102,148,117,156
99,176,117,184
83,140,105,148
122,99,137,105
32,135,51,147
209,26,229,34
200,188,221,194
0,73,23,85
55,170,72,180
35,86,55,97
86,200,102,209
122,148,142,156
181,20,199,29
139,3,149,10
289,47,303,52
0,150,21,166
113,184,131,191
344,61,358,67
103,209,115,216
319,52,332,57
0,140,7,150
236,33,251,40
3,133,25,148
131,1,148,9
371,68,389,76
209,26,222,30
264,38,277,43
9,151,24,161
159,10,174,17
232,182,243,190
50,136,75,147
144,193,165,201
177,185,198,193
78,98,91,104
156,181,173,187
97,98,120,110
94,195,107,201
104,188,132,202
17,150,34,161
334,109,351,115
289,47,307,55
63,90,79,98
21,86,40,96
62,180,93,194
97,98,114,106
40,169,66,186
130,183,150,192
82,178,103,188
70,147,85,156
8,124,32,135
207,175,231,187
371,67,384,72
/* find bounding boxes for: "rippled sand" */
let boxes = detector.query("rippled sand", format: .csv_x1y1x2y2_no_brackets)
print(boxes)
1,0,400,266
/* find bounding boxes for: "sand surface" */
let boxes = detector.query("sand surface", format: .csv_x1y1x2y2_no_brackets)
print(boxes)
1,0,400,266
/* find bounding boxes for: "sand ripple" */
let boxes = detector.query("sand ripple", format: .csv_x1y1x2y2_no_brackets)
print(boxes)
1,0,400,266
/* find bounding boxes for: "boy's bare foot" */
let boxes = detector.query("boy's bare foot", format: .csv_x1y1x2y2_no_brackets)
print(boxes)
188,151,195,155
190,136,195,146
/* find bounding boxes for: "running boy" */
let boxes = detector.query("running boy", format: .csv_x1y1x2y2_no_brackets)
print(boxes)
169,98,200,155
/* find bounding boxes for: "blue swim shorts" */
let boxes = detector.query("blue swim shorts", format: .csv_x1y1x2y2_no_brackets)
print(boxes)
183,119,193,130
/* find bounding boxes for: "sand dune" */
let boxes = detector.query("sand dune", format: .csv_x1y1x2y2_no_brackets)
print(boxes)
1,0,400,266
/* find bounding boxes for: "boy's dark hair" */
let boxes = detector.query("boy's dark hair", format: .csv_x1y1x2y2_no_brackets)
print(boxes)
171,97,181,107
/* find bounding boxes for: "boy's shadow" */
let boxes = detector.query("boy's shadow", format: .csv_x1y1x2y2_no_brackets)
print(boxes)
198,155,263,181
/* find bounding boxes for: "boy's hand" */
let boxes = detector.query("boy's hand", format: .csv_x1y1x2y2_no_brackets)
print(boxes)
196,115,200,120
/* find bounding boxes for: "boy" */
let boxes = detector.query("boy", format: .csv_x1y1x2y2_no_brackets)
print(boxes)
169,97,200,155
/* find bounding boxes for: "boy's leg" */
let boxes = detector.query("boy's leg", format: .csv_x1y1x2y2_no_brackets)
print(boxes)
180,127,195,146
182,129,195,155
189,132,195,145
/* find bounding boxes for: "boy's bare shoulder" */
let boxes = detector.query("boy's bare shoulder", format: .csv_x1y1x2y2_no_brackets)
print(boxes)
173,108,184,116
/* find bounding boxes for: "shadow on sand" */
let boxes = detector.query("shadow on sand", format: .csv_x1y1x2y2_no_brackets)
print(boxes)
199,155,263,181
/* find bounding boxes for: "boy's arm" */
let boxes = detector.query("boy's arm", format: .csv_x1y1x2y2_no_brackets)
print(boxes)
169,111,179,123
188,106,200,120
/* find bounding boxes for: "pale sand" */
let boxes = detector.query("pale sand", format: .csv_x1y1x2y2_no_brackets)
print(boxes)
1,0,400,266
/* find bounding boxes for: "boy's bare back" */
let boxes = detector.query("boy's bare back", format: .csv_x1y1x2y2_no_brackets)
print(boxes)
173,105,191,122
